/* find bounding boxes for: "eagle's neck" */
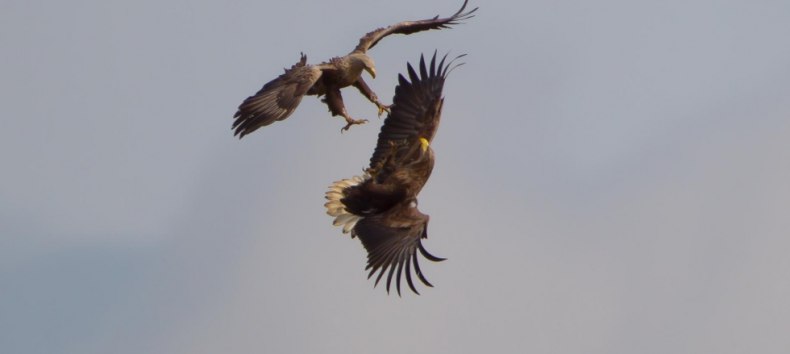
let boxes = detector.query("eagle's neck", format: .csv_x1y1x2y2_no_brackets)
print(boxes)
340,53,372,83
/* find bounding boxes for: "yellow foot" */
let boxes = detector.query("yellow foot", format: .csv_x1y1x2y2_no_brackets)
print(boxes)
377,104,392,117
341,118,368,132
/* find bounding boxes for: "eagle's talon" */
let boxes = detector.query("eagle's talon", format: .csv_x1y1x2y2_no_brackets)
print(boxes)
377,104,392,117
341,118,369,132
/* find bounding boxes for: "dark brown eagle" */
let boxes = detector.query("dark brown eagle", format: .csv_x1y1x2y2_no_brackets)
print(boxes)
324,52,463,295
232,0,476,138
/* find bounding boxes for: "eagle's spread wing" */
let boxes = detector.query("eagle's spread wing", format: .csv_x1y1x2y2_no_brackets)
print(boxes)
232,53,323,138
353,209,445,295
353,0,477,54
368,52,460,172
325,52,461,295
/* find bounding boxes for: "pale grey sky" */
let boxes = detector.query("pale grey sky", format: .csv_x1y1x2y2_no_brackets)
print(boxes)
2,1,790,353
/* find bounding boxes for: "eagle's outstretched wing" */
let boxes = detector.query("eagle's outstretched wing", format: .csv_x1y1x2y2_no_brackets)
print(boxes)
232,54,323,138
353,209,445,295
368,52,462,174
353,0,477,54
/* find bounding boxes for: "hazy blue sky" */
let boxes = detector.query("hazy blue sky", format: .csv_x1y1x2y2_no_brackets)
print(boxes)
3,0,790,353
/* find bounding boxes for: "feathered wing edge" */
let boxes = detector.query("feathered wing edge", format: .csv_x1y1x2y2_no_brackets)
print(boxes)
368,51,465,169
354,214,446,296
232,53,323,138
353,0,478,53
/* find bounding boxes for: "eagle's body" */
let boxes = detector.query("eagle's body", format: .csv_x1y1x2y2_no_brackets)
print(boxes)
309,56,370,94
325,52,462,295
232,0,476,138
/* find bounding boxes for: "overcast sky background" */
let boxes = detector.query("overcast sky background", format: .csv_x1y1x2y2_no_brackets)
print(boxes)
3,0,790,353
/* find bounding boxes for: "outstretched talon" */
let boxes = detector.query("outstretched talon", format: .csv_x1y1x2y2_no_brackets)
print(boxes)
341,117,369,132
377,103,392,117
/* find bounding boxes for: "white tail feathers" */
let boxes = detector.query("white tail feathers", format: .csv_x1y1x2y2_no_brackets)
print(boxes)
324,173,369,234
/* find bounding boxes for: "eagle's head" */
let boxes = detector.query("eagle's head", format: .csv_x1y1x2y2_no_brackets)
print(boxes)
349,52,377,79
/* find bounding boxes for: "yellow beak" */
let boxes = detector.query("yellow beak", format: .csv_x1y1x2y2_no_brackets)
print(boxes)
366,67,377,79
419,137,430,153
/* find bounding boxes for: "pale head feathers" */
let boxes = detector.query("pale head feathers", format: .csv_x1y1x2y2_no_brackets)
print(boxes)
347,52,376,79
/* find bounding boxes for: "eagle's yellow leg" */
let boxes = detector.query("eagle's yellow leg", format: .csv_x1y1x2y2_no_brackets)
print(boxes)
377,103,391,117
341,115,368,132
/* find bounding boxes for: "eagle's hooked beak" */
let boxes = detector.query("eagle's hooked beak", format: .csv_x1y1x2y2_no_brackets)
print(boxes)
419,137,430,154
365,66,377,79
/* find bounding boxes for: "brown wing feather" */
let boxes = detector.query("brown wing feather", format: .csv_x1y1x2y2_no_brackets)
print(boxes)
353,0,478,53
352,206,444,296
232,53,323,138
368,52,457,171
